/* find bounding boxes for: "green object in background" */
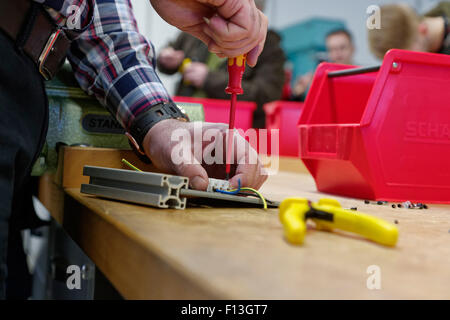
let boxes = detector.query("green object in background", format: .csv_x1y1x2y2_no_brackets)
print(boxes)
31,64,204,176
279,18,346,81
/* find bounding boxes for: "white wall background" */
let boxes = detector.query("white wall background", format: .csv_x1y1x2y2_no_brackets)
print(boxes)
130,0,444,94
130,0,182,94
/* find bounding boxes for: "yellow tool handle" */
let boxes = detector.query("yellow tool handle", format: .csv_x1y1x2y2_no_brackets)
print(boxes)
179,58,192,74
279,198,399,247
313,203,398,247
279,201,308,245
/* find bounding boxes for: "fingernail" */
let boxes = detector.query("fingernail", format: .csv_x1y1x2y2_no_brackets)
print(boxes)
191,176,207,190
203,17,211,25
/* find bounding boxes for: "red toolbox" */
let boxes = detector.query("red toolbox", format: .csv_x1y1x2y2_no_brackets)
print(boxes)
173,96,256,131
264,101,304,157
298,49,450,203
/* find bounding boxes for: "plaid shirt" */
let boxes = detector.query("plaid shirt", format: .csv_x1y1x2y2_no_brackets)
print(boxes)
40,0,172,130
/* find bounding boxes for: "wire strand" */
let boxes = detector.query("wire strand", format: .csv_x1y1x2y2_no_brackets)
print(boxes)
214,179,241,195
121,158,143,172
240,187,268,210
215,180,267,209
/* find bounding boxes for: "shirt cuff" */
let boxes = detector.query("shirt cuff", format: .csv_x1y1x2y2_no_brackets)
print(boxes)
104,65,173,131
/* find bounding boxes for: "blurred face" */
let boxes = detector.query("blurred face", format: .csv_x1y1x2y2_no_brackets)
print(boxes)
408,24,431,52
409,34,429,52
326,33,354,65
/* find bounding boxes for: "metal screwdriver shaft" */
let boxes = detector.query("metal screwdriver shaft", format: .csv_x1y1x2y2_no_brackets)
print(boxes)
225,54,246,180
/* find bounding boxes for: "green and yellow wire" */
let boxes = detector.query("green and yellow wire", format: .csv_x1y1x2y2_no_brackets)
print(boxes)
121,158,142,172
215,181,268,210
239,187,268,210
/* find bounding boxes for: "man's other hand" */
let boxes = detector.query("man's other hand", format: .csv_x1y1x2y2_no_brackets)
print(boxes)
158,47,185,70
182,62,209,88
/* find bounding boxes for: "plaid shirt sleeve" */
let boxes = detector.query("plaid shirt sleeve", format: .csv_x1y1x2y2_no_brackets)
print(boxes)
39,0,94,32
46,0,173,130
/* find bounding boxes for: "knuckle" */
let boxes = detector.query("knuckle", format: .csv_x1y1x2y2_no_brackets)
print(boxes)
220,32,234,41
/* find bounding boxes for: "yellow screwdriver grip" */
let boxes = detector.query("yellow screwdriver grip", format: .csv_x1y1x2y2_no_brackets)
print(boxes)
228,54,246,67
179,58,192,74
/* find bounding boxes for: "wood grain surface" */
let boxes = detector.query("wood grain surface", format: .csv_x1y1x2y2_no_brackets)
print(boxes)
51,149,450,299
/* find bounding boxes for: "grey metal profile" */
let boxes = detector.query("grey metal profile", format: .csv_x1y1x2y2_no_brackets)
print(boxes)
81,166,188,209
81,166,279,210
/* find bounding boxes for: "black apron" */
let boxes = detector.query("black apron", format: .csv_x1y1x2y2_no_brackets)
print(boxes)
0,29,49,299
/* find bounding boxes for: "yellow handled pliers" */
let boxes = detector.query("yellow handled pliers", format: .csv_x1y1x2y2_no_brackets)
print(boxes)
279,198,398,247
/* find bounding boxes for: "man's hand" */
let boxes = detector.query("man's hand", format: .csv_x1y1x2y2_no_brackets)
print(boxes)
149,0,268,67
183,62,209,88
142,119,268,190
158,47,185,70
292,73,314,97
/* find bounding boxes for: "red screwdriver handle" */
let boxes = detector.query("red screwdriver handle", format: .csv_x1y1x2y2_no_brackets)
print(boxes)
225,54,246,95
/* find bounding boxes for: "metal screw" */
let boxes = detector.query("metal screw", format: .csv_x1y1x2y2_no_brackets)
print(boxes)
393,62,399,69
402,201,413,209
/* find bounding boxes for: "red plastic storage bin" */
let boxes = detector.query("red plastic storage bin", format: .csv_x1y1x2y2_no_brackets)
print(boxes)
264,101,304,157
173,96,256,131
298,49,450,203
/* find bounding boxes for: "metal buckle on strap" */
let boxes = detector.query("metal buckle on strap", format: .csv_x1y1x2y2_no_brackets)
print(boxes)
125,132,146,155
38,28,62,80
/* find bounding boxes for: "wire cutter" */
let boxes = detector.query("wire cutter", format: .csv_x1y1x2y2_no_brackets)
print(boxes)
279,198,398,247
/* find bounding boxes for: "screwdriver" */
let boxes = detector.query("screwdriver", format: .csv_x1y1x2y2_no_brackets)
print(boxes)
225,54,246,180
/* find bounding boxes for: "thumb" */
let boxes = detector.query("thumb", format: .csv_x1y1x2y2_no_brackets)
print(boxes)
246,44,260,67
172,152,209,191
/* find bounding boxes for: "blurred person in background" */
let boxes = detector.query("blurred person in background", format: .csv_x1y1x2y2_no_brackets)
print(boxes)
157,0,285,128
368,2,450,59
291,28,355,101
325,28,355,65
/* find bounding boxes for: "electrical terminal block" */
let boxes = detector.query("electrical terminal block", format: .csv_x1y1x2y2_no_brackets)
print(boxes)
207,178,231,193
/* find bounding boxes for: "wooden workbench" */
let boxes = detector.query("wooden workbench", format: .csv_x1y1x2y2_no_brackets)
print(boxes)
40,147,450,299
